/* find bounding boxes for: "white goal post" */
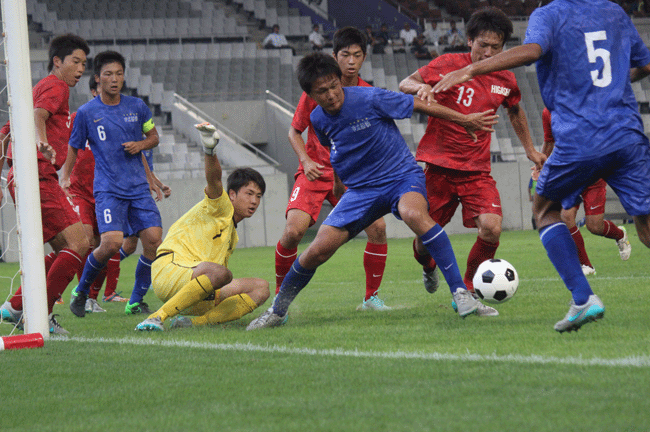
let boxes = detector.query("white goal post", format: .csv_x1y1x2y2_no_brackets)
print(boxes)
1,0,48,337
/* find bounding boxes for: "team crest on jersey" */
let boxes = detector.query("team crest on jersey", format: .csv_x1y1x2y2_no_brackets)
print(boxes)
350,117,371,132
123,113,139,123
491,85,511,96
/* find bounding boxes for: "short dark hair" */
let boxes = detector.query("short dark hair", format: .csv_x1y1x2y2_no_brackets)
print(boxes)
466,7,513,44
88,74,97,92
48,34,89,72
93,50,126,77
227,167,266,195
297,52,342,94
333,26,367,56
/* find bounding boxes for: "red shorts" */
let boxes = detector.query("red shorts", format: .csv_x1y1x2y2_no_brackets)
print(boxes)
286,172,338,226
581,178,607,216
72,194,99,235
7,167,82,243
424,164,502,229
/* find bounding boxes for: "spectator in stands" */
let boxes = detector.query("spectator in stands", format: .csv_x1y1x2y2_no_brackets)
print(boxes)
376,23,392,53
423,21,444,50
365,25,381,54
446,20,465,51
308,24,331,51
412,33,433,59
400,22,418,46
263,24,295,55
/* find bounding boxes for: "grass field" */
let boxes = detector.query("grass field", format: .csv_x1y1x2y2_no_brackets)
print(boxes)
1,227,649,431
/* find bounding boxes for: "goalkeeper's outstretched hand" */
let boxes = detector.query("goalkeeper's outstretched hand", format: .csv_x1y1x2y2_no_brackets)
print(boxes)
195,122,220,155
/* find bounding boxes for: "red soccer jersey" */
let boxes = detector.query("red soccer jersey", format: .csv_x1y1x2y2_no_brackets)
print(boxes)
542,107,553,143
5,74,73,173
291,76,371,181
68,112,95,202
416,53,521,173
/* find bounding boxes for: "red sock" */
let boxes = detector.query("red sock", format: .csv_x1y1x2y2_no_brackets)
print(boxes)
412,238,437,271
570,226,592,267
464,237,499,291
9,252,58,311
89,267,108,300
275,241,297,295
601,220,624,241
103,253,121,298
364,242,387,300
46,248,83,313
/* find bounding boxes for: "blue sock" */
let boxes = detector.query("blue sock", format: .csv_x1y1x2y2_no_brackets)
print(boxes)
129,256,153,305
77,253,107,295
420,225,466,293
119,247,130,261
272,257,316,316
539,222,592,305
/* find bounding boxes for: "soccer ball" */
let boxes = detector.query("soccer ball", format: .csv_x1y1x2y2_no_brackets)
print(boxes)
472,259,518,304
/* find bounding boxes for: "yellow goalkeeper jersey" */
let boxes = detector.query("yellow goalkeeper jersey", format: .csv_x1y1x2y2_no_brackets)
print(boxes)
156,188,238,268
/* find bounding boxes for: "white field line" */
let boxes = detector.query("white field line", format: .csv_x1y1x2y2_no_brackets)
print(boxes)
51,336,650,368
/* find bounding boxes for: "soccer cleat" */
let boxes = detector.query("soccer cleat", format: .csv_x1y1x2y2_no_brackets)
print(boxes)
1,301,23,324
356,295,392,311
49,314,69,335
246,307,287,330
451,298,498,316
554,295,605,333
617,226,631,261
69,286,87,318
135,316,164,332
125,301,153,315
581,265,596,276
423,267,439,294
85,298,106,313
451,288,479,317
103,292,128,302
169,316,193,329
55,296,64,305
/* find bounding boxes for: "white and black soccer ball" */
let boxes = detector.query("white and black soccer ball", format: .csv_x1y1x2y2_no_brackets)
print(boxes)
472,259,518,304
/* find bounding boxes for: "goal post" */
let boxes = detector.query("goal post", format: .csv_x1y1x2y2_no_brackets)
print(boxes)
1,0,49,337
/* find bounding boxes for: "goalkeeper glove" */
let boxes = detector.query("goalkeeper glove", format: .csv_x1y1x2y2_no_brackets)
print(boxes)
195,122,220,155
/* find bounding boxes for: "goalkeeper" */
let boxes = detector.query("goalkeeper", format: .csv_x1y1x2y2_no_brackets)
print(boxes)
136,123,269,331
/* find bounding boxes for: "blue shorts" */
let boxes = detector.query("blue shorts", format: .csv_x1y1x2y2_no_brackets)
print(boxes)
94,192,162,235
537,142,650,216
323,172,427,239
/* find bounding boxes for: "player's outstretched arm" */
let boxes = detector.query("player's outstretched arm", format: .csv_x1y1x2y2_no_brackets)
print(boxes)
195,122,223,199
413,97,498,141
399,71,436,105
433,44,543,93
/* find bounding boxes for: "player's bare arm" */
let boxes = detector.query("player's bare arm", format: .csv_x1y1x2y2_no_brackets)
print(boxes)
332,171,345,199
141,152,163,201
195,122,223,199
434,43,543,93
507,104,546,171
152,172,172,198
122,126,159,155
288,126,323,181
60,145,78,194
630,62,650,82
34,107,56,163
399,71,436,105
413,97,498,141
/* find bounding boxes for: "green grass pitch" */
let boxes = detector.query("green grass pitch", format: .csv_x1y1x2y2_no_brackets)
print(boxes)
1,227,649,431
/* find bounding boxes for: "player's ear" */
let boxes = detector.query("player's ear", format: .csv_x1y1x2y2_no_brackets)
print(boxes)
228,189,237,201
94,75,100,84
52,56,63,69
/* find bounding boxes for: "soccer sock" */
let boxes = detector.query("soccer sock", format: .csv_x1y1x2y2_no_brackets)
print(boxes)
273,257,316,316
46,249,84,313
419,225,465,294
569,226,592,267
89,267,108,300
77,252,107,295
539,222,593,305
602,220,624,241
275,241,298,295
192,294,257,326
364,242,387,300
103,253,122,298
464,237,499,291
412,238,437,271
129,255,153,305
119,247,130,261
8,252,57,311
153,274,213,322
77,248,93,283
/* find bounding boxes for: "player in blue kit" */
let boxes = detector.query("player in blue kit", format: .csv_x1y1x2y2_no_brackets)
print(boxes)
434,0,650,332
246,53,499,330
63,50,163,317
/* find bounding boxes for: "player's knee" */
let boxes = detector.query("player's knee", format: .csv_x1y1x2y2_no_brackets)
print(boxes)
282,222,308,247
251,279,270,306
584,218,602,235
207,265,233,288
479,224,501,243
365,218,387,243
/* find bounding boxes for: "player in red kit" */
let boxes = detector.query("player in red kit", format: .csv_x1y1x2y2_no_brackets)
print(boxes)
540,107,631,275
399,8,545,314
0,34,91,334
275,27,391,311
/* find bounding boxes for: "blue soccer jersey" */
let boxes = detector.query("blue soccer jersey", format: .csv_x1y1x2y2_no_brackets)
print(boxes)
523,0,650,162
69,95,155,199
310,86,421,189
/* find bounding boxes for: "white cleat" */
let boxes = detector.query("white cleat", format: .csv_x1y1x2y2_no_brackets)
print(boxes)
617,226,631,261
581,265,596,276
246,307,287,330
